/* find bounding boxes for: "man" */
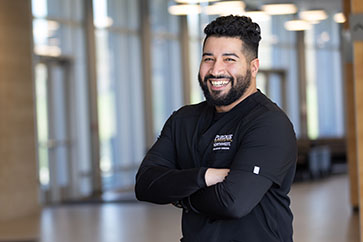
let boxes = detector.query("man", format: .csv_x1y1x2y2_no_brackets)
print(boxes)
135,15,297,242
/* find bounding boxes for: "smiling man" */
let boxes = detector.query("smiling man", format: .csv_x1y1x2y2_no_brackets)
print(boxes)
135,15,297,242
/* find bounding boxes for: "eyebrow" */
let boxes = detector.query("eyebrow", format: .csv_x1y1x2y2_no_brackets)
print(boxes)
202,53,213,57
202,52,240,58
223,53,240,58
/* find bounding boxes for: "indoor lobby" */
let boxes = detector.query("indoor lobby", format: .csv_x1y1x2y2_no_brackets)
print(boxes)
1,0,363,241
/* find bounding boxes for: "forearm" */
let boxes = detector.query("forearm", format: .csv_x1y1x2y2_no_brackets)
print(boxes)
186,170,272,219
204,168,230,186
134,112,210,204
135,157,207,204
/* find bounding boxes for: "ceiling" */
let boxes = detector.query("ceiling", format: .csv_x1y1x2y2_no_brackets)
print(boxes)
244,0,343,14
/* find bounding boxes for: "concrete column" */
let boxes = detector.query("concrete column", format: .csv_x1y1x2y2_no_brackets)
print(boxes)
296,31,308,139
180,16,191,105
84,0,102,196
139,0,154,149
0,0,39,239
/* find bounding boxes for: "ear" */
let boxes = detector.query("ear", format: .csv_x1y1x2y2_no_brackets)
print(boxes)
249,58,259,78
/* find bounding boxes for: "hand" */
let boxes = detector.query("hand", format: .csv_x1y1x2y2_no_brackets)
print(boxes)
205,168,230,187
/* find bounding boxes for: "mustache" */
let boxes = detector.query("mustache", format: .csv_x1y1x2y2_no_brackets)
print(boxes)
204,74,233,80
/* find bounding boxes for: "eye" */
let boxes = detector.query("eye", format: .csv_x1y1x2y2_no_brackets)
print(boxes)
203,57,214,62
225,58,236,62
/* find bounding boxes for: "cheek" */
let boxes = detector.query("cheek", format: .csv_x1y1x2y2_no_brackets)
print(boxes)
229,66,246,77
199,64,210,78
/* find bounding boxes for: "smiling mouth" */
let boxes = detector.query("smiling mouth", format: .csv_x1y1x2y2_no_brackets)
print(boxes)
210,79,230,88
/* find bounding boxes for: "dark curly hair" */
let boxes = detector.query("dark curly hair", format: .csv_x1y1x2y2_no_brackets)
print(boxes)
203,15,261,61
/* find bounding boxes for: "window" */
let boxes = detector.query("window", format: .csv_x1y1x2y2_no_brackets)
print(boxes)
305,18,344,138
262,15,300,136
32,0,91,200
150,0,183,137
93,0,145,190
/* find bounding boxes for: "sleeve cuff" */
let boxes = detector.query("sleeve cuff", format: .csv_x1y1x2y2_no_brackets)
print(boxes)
197,167,208,188
182,196,201,214
184,167,208,214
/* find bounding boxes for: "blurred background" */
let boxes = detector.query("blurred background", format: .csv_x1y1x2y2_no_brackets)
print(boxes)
0,0,363,241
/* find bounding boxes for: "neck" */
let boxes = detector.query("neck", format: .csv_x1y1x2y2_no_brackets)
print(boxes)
215,86,257,113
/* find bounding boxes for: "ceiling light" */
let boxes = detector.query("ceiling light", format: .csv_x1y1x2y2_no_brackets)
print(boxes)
300,10,328,22
262,3,297,15
204,1,245,16
34,45,62,57
94,17,113,28
175,0,218,3
284,20,312,31
244,10,271,22
168,4,202,15
334,13,346,23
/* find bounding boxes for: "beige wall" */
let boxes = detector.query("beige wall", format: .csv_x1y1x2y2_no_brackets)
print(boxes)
351,0,363,240
0,0,39,222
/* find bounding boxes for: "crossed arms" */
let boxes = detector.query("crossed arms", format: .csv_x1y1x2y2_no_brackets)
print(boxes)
135,112,295,219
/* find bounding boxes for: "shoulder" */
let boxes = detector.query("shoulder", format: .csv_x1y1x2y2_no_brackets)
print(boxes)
161,101,209,133
240,95,297,151
171,101,208,120
251,91,283,113
247,92,295,132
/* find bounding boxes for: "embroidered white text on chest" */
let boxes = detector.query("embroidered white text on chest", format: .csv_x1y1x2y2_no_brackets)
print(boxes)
213,134,233,151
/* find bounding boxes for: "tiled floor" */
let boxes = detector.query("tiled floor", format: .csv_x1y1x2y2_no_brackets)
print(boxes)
0,174,360,242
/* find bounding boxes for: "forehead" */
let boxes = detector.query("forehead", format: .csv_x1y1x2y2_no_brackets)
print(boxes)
203,36,244,55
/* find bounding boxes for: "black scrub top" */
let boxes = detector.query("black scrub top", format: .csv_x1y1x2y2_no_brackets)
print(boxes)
136,91,297,242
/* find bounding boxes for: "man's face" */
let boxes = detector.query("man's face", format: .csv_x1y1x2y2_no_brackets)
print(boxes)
198,36,252,107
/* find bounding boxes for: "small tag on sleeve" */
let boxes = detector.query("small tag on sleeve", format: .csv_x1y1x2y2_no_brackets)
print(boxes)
253,166,260,175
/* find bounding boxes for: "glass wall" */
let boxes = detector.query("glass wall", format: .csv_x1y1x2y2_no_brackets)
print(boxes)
150,0,184,137
32,0,92,200
32,0,346,199
305,18,344,138
263,15,300,136
93,0,145,190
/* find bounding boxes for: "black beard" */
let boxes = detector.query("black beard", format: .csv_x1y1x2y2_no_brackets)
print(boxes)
198,70,251,107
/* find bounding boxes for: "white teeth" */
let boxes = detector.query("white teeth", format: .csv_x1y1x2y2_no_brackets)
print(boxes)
211,80,229,87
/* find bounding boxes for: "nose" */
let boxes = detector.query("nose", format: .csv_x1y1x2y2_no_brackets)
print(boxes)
209,58,225,76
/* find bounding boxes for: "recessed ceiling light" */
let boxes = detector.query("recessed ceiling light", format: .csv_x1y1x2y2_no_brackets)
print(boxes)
334,12,346,23
245,10,271,22
284,19,312,31
204,1,245,16
168,4,202,15
175,0,218,3
262,3,297,15
300,10,328,22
